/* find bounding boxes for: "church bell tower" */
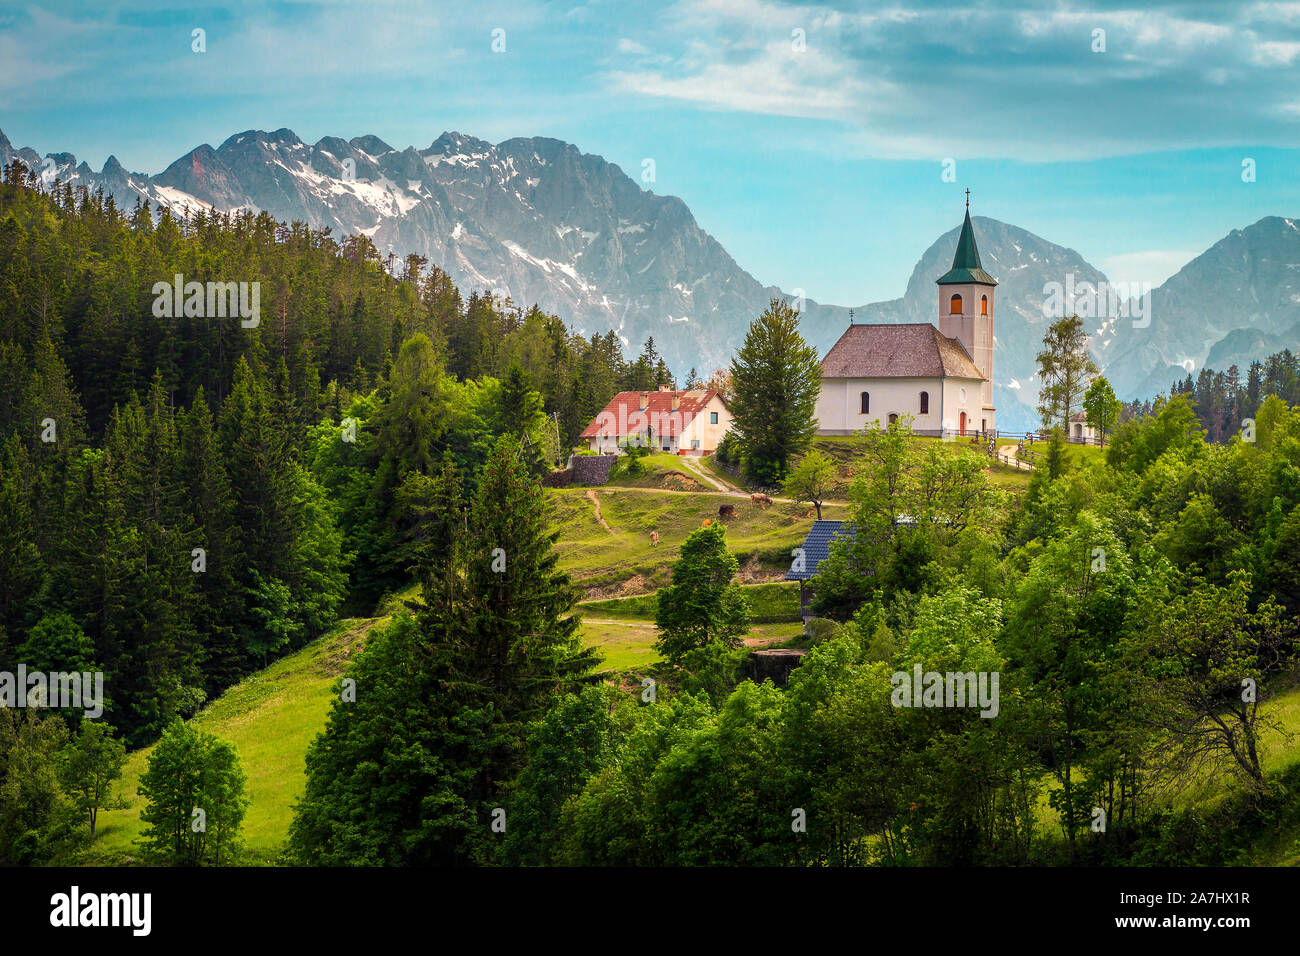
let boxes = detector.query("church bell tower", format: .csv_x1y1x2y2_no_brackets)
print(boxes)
937,194,997,425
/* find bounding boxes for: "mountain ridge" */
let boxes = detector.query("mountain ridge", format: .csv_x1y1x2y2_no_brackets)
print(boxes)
3,125,1296,432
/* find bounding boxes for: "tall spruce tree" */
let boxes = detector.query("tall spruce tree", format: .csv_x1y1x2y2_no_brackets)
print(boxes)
176,387,244,690
290,437,597,865
728,298,821,485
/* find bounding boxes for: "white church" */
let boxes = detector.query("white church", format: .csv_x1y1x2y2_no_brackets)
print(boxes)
815,204,997,437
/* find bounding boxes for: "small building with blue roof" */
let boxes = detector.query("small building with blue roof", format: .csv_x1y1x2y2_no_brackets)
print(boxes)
786,520,858,623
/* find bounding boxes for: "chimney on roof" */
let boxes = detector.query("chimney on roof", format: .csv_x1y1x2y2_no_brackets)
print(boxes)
658,384,672,392
671,393,680,411
639,392,649,410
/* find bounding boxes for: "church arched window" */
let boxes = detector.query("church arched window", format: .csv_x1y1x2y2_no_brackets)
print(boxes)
888,413,898,425
919,391,929,414
860,391,870,414
950,294,962,314
980,295,988,315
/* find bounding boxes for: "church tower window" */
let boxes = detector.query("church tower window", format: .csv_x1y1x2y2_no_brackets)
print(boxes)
949,294,962,314
981,295,988,315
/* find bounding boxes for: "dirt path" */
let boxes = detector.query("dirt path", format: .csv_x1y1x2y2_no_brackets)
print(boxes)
584,489,616,532
678,455,733,493
577,617,788,651
995,443,1035,471
566,480,848,509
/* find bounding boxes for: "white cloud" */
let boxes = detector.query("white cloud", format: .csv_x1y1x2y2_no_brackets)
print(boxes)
610,39,888,121
1252,39,1300,63
603,0,1300,161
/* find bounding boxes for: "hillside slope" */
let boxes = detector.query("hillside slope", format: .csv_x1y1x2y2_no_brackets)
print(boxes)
88,618,377,864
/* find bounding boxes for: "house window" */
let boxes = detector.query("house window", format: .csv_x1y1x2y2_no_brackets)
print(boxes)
860,391,870,414
980,295,988,316
710,411,718,424
919,391,929,414
950,294,962,314
691,439,700,450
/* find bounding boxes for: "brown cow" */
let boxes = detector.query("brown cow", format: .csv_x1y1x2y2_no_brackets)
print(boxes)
750,493,772,509
718,504,736,520
649,530,660,546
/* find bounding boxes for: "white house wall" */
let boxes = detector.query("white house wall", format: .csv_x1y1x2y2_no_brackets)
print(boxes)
680,396,732,451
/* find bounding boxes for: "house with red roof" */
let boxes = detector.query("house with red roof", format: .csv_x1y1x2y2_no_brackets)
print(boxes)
579,386,731,455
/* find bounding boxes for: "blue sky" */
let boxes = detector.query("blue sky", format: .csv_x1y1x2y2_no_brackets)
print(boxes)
3,0,1299,305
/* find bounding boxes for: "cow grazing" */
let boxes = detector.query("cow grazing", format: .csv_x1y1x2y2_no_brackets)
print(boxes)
750,493,772,509
718,504,736,520
701,519,712,528
649,531,660,546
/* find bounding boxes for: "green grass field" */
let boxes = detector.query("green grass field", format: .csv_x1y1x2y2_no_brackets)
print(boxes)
549,487,839,596
577,616,803,673
601,452,714,491
580,580,801,623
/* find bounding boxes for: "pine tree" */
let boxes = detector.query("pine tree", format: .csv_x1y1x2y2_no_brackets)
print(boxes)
177,387,243,690
290,436,597,865
0,439,44,643
728,298,821,485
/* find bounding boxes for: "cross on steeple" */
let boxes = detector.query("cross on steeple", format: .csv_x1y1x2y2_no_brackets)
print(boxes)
965,188,970,209
849,308,854,326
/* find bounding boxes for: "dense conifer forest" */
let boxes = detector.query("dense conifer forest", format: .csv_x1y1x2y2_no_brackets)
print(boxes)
0,168,653,862
1121,350,1300,443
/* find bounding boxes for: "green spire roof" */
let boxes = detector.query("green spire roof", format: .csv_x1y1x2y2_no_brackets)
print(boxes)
936,209,997,286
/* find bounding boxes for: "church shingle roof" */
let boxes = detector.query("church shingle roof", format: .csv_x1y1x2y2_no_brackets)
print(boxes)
819,323,984,380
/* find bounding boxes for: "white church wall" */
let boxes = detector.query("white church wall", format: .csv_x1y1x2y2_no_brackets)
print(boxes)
816,377,951,435
939,376,992,435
